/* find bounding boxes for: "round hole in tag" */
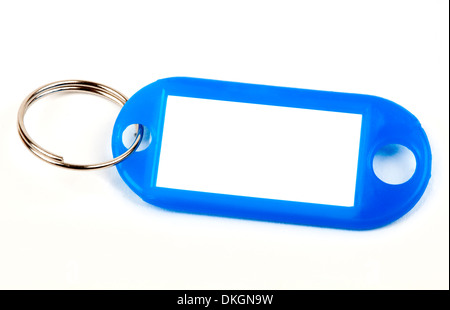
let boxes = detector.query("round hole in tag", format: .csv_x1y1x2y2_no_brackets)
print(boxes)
122,124,151,152
373,144,417,185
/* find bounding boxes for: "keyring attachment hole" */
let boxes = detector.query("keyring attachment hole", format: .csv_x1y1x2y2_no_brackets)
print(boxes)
373,144,416,185
122,124,151,152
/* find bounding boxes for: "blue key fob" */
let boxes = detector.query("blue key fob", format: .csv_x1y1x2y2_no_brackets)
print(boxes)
111,77,431,230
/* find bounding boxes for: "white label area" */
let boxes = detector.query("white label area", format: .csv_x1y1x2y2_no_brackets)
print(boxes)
156,96,362,207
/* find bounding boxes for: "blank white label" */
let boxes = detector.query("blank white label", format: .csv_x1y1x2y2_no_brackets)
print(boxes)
157,96,362,207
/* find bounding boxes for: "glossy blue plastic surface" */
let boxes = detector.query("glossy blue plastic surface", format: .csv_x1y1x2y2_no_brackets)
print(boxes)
111,77,431,230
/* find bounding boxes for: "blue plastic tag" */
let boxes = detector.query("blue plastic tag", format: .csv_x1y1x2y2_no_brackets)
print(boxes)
111,77,431,230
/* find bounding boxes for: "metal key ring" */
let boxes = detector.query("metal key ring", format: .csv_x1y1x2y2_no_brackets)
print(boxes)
17,80,143,170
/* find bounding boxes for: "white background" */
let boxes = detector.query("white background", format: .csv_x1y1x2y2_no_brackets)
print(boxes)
0,0,448,289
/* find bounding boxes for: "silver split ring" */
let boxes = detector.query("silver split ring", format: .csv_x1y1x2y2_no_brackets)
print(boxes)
17,80,143,170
